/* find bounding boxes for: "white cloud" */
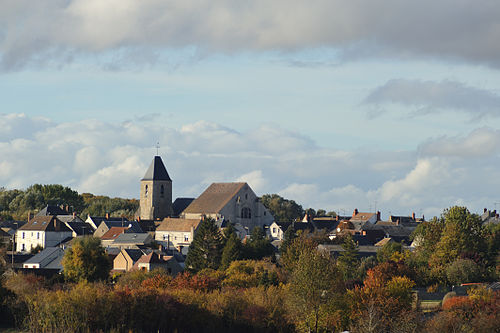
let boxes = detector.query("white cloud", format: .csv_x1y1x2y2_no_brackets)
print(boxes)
1,1,500,69
0,113,499,217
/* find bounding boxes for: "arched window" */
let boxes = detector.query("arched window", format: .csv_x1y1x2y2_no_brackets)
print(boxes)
160,185,165,198
241,207,251,219
145,185,148,198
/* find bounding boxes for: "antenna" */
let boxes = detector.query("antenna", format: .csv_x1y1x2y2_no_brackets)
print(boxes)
155,142,160,156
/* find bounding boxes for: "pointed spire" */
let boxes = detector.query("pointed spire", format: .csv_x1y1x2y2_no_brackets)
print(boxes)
141,156,172,181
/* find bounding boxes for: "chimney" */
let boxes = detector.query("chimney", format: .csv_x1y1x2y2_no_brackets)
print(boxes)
396,219,400,225
496,214,499,219
484,208,488,213
105,212,109,219
376,211,381,221
27,211,34,222
336,214,339,221
412,212,415,220
65,205,69,213
353,208,358,217
72,212,76,218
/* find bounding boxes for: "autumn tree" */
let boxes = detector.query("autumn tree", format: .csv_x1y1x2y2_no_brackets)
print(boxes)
61,236,111,282
288,249,344,333
185,217,224,273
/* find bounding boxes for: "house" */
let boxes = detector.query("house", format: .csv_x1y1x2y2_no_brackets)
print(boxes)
86,214,130,230
100,227,129,247
155,218,201,255
111,232,153,249
93,220,143,238
22,247,64,271
113,248,145,272
16,216,73,253
181,182,274,230
388,212,424,229
132,251,183,275
361,223,414,244
269,221,314,240
350,209,379,226
481,208,500,225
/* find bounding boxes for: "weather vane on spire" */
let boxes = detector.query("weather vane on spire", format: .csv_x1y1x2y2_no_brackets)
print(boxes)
156,142,160,156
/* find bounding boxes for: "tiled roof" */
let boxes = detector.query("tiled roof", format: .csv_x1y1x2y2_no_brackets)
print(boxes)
18,216,72,232
101,227,128,240
142,156,171,181
351,212,375,222
182,183,246,214
156,218,201,232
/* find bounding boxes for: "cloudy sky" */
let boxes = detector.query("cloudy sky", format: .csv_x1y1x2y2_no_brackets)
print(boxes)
2,0,500,218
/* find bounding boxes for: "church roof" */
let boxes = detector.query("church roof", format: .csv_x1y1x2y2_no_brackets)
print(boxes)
182,182,246,214
142,156,171,181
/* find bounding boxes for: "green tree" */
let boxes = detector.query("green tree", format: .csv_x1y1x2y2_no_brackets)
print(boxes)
260,194,304,221
280,223,297,254
242,226,274,260
446,258,481,285
220,232,242,270
337,234,359,281
377,241,403,263
185,217,224,273
280,234,319,273
430,206,486,267
288,249,344,333
61,236,111,282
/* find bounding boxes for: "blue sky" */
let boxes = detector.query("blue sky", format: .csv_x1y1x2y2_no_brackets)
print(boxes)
1,0,500,218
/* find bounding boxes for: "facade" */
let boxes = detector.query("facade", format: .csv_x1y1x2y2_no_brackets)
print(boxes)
139,156,173,220
16,216,73,252
113,248,145,272
155,218,201,255
182,182,274,230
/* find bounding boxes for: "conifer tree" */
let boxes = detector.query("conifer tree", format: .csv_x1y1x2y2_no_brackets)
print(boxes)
280,223,297,254
185,217,223,273
220,232,242,269
338,234,359,281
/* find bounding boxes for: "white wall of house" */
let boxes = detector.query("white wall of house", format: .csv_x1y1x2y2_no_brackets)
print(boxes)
269,222,285,240
16,230,72,252
155,229,194,255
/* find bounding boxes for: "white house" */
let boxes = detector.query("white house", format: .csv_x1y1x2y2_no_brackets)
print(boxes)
155,217,201,255
16,216,73,253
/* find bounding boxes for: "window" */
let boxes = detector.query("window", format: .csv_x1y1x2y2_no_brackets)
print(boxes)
22,232,25,239
163,234,169,240
241,207,251,219
160,185,165,198
245,193,248,200
145,185,148,198
272,228,276,234
37,232,39,239
21,244,25,251
184,234,189,242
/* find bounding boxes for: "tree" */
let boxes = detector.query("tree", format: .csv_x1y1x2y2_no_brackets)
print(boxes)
376,241,403,263
446,258,481,285
337,234,359,281
430,206,486,267
242,226,274,260
288,249,344,333
260,194,304,222
280,223,297,254
220,232,242,270
61,236,111,282
185,217,224,273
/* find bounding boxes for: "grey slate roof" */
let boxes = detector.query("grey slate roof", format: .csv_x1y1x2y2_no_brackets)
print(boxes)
172,198,195,216
113,232,151,245
35,205,70,216
142,156,171,181
24,247,64,270
123,248,145,262
101,220,143,233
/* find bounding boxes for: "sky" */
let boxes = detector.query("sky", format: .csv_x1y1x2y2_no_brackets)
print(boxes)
1,0,500,218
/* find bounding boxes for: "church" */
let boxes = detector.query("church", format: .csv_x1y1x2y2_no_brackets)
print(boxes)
137,155,274,230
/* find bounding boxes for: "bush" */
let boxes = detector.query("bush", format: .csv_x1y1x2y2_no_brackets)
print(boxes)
446,258,481,285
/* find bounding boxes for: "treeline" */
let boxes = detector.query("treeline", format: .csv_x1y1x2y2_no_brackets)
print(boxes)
259,194,336,222
0,184,139,221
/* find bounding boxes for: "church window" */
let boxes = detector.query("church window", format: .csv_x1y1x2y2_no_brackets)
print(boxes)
245,194,248,200
145,185,148,198
241,207,251,219
160,185,164,198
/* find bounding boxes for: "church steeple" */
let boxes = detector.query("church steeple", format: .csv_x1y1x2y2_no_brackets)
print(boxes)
139,155,173,220
142,156,172,181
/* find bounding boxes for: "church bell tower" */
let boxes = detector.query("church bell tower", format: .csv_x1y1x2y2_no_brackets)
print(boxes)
139,156,173,220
